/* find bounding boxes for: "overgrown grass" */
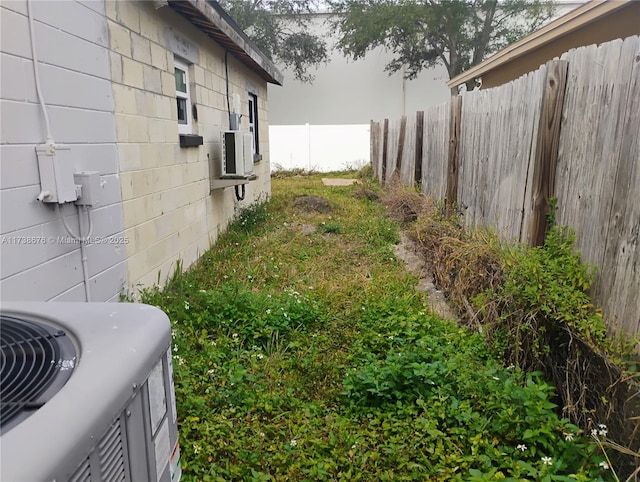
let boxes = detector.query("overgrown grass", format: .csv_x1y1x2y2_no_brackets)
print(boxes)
380,179,640,478
137,171,613,481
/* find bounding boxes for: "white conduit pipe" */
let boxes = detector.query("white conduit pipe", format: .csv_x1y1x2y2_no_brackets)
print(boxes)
78,206,93,302
29,0,94,301
27,0,53,145
56,204,94,302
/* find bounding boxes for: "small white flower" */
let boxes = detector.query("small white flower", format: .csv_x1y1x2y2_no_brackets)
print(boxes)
388,336,394,340
599,461,609,470
173,345,178,352
256,353,264,360
541,456,553,466
266,309,272,315
207,369,215,375
177,356,185,365
258,431,265,438
184,301,190,310
193,444,201,454
290,439,298,447
517,444,527,452
232,333,239,339
564,432,574,441
591,428,599,437
598,424,608,437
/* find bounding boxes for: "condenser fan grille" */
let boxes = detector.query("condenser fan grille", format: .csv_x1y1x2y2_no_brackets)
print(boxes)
0,315,76,434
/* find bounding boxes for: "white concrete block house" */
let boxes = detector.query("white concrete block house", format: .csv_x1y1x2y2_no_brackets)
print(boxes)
0,0,283,301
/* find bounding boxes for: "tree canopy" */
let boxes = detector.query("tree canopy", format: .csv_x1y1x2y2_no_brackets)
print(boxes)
329,0,556,91
218,0,329,82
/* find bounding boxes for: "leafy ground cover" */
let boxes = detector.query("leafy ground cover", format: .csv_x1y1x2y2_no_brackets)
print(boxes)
138,172,613,481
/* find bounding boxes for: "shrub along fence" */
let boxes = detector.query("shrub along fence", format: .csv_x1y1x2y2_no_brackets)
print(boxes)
370,35,640,343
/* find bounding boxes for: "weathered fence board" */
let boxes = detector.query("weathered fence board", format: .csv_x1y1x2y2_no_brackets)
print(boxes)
458,67,546,241
555,36,640,338
385,118,401,183
421,102,449,200
446,95,462,208
370,35,640,341
399,115,417,185
381,119,389,182
414,111,425,185
528,60,569,247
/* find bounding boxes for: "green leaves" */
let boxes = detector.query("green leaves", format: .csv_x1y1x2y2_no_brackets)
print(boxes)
331,0,555,86
219,0,328,82
498,226,606,345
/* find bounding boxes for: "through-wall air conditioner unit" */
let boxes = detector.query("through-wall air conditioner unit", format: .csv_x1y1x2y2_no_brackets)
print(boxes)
0,302,182,482
221,130,254,178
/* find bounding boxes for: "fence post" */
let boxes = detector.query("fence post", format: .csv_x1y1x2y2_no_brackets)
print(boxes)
528,59,569,247
446,95,462,209
415,111,424,186
370,120,377,178
395,115,407,178
382,119,389,184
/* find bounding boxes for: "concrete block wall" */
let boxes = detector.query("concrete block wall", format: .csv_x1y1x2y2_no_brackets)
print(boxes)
106,1,272,292
0,0,127,302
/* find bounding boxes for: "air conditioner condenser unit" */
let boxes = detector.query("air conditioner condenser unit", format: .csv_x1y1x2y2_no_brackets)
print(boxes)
221,130,254,178
0,302,182,482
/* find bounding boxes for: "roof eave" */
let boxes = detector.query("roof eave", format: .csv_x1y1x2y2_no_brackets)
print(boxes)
167,0,284,86
447,0,628,88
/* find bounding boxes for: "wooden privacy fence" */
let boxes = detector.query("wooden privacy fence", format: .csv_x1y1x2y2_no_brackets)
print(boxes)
370,35,640,342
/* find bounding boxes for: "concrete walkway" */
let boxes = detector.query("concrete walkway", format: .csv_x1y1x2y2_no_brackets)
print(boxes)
321,178,359,186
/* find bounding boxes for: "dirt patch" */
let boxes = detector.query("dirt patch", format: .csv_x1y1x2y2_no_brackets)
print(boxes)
394,232,457,321
294,195,332,213
353,187,379,201
300,224,316,235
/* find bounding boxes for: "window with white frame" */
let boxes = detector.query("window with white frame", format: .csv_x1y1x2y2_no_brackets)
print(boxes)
174,58,192,135
248,93,259,159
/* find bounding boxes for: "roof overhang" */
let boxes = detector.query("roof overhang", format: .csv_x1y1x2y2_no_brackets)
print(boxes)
447,0,631,89
167,0,284,85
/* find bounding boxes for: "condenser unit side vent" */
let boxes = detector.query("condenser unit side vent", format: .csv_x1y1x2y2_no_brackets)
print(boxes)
69,458,91,482
98,418,126,482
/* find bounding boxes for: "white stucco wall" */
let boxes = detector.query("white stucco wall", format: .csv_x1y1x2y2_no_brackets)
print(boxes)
0,0,127,302
268,13,451,126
